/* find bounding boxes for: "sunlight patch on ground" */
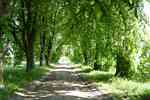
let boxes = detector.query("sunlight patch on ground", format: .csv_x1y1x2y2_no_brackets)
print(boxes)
55,90,103,98
10,63,111,100
15,92,36,97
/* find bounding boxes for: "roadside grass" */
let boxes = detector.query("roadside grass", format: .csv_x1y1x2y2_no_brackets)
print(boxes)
80,70,113,82
80,65,93,73
96,78,150,100
0,65,51,100
79,65,150,100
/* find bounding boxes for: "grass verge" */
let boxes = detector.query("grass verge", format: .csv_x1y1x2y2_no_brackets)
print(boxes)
79,65,150,100
0,65,51,100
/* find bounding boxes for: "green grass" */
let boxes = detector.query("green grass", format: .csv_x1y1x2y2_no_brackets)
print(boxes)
80,65,93,73
0,65,51,100
79,65,150,100
80,70,113,82
96,78,150,100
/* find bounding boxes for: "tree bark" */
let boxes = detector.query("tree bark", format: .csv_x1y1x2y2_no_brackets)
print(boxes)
45,39,52,66
24,0,35,72
0,0,9,16
40,32,46,66
25,35,34,72
0,41,10,85
82,50,88,65
0,60,3,85
115,53,130,77
93,44,101,70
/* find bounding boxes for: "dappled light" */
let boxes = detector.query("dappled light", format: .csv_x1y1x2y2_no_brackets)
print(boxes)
0,0,150,100
10,64,112,100
142,0,150,37
58,56,71,65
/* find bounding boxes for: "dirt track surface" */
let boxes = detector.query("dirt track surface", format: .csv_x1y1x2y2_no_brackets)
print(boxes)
10,64,112,100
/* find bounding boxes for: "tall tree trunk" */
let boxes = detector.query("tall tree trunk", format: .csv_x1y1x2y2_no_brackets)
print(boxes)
0,4,11,85
24,0,35,72
45,13,56,65
40,32,45,66
94,44,101,70
0,33,3,85
94,51,99,70
0,41,10,86
0,0,9,16
45,39,52,66
0,56,3,86
115,53,130,77
25,35,34,72
83,51,88,65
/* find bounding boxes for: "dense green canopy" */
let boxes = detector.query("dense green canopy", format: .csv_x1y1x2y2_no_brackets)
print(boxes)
1,0,150,100
0,0,150,78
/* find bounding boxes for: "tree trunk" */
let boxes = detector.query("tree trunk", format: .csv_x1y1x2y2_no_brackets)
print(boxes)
40,32,46,66
83,51,88,65
0,58,3,85
115,53,130,77
0,0,9,16
25,35,34,72
0,42,3,85
94,62,100,70
24,0,35,72
45,13,56,65
45,39,52,66
0,41,10,86
94,45,101,70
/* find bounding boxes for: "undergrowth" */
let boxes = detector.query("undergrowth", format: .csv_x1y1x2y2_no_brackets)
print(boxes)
0,65,51,100
80,65,150,100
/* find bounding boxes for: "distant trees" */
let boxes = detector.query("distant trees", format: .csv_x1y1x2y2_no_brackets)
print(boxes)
1,0,150,79
59,0,142,77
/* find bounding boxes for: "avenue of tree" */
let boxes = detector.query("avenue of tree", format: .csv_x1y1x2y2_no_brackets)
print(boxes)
0,0,150,82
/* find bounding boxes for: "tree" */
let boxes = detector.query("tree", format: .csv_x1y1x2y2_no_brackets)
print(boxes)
0,0,9,16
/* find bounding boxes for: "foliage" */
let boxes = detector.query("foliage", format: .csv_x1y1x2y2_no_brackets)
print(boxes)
0,0,150,99
0,65,50,100
79,67,150,100
80,65,93,73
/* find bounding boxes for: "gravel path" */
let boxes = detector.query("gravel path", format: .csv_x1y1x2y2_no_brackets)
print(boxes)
9,64,112,100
